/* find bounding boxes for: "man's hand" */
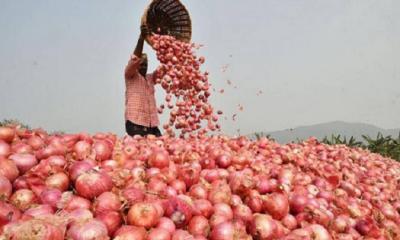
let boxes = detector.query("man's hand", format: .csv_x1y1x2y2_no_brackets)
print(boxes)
140,25,150,39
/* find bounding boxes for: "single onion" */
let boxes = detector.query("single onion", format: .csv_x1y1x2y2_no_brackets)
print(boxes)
75,170,113,199
66,208,94,225
69,161,94,182
114,225,147,240
96,211,122,236
148,228,172,240
149,150,170,168
93,192,121,215
157,217,176,234
27,135,45,150
0,201,21,226
263,193,289,220
249,214,277,240
0,140,11,157
172,230,195,240
45,172,69,191
233,204,253,223
9,153,38,174
188,215,210,237
10,189,38,211
47,155,67,168
2,218,65,240
93,140,112,161
73,140,92,160
128,202,160,229
0,175,12,199
122,187,144,205
58,192,92,212
23,204,54,218
210,221,235,240
213,203,233,219
192,199,213,218
67,219,109,240
0,127,15,143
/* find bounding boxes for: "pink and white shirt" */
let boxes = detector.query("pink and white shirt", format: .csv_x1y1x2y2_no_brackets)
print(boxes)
124,54,159,127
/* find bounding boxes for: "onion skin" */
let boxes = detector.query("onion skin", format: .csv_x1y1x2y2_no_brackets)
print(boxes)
148,228,172,240
10,189,39,211
0,140,11,157
249,214,277,240
67,219,109,240
75,171,113,199
45,172,70,192
157,217,176,234
128,202,160,229
2,218,65,240
93,191,121,214
95,211,122,236
114,226,147,240
0,175,12,199
188,215,210,237
9,153,38,174
0,127,15,143
0,201,21,227
263,193,290,220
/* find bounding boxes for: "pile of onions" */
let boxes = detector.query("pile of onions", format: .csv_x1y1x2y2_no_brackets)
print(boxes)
0,124,400,239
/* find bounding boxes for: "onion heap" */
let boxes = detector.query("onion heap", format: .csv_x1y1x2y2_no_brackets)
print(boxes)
150,34,222,138
1,123,400,239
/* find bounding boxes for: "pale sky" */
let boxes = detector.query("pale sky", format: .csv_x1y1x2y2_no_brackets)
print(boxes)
1,0,399,136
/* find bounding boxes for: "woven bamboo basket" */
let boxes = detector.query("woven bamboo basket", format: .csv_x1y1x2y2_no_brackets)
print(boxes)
141,0,192,45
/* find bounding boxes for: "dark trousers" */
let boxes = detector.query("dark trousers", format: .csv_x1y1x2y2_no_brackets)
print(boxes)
125,120,162,137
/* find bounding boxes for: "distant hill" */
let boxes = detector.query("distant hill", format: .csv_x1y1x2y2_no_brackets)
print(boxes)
250,121,400,144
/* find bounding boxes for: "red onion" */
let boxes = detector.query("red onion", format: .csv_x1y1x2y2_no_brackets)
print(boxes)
172,230,195,240
23,204,54,218
128,202,160,228
188,215,210,237
2,218,65,240
256,177,278,194
148,228,172,240
289,194,309,214
213,203,233,219
69,161,95,182
58,192,92,212
96,211,122,236
149,150,170,168
73,140,92,160
170,179,186,194
307,224,331,240
0,127,15,143
282,214,297,230
189,184,208,199
93,192,121,214
157,217,176,234
10,189,38,211
263,193,290,220
47,155,66,168
93,140,112,161
210,221,236,240
122,187,144,205
67,219,109,240
75,170,113,199
0,140,11,157
233,204,253,223
114,225,147,240
192,199,213,218
165,197,193,228
64,208,93,226
0,201,21,226
27,135,45,150
0,175,12,199
9,153,38,174
249,214,277,240
45,172,69,191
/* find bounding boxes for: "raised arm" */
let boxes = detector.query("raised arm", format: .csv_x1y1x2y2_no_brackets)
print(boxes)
125,26,149,78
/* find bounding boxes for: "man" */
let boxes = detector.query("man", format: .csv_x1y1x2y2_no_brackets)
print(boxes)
124,26,161,137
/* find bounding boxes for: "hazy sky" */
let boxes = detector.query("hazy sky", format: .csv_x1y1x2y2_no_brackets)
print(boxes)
1,0,399,136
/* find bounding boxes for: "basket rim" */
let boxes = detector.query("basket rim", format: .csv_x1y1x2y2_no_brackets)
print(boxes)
141,0,192,45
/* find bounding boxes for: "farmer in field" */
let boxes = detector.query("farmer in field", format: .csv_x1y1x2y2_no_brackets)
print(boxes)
124,25,161,137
